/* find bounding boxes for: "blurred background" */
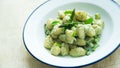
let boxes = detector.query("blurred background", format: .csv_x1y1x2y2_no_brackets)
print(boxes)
0,0,120,68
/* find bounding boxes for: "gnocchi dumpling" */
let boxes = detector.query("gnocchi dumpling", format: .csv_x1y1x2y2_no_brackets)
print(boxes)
63,15,70,23
59,34,66,42
58,10,65,19
92,25,102,35
75,39,86,46
60,43,69,56
76,24,85,39
72,27,77,32
44,35,54,49
94,20,104,28
46,19,54,30
46,19,62,30
85,25,96,37
75,11,87,21
51,24,64,38
70,47,86,57
66,29,76,44
69,44,77,49
50,45,61,56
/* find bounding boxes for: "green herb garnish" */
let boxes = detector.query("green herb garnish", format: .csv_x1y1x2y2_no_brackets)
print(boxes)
52,20,60,26
44,24,50,35
70,9,75,22
64,10,72,15
59,23,74,29
89,43,94,47
59,9,76,29
85,17,93,24
59,22,78,29
86,51,91,55
54,42,62,47
72,31,76,37
92,44,99,51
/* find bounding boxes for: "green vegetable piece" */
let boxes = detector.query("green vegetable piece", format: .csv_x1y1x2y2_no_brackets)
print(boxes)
92,44,99,51
52,20,60,26
72,31,76,37
59,23,74,29
94,38,99,43
85,17,93,24
44,24,47,34
44,24,50,35
64,10,72,15
86,51,91,55
89,43,94,47
70,9,75,22
59,9,76,29
54,42,62,47
95,13,101,19
59,22,78,29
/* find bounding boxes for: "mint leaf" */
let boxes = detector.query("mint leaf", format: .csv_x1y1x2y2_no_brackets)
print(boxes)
85,17,93,24
52,20,60,26
64,10,72,15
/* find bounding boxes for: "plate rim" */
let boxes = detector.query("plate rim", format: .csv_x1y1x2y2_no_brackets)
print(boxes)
22,0,120,67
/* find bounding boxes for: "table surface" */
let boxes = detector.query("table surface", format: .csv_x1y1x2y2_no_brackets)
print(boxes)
0,0,120,68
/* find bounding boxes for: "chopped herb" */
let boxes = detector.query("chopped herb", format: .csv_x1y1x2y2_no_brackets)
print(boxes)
94,38,99,43
89,43,94,47
86,51,91,55
92,44,99,51
93,36,100,44
85,17,93,24
84,45,93,55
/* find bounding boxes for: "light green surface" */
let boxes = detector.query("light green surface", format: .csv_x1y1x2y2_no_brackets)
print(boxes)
0,0,120,68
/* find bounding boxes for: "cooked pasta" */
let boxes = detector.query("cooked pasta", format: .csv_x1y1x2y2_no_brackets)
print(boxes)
76,24,85,39
44,35,54,49
70,47,86,57
60,43,69,56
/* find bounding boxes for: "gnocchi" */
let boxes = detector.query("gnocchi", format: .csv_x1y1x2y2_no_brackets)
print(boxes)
44,9,104,57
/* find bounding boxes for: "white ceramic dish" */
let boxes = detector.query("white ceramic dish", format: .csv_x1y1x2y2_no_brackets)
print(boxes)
23,0,120,67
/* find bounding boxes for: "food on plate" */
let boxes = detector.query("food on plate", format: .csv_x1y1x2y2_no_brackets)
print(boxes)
44,9,104,57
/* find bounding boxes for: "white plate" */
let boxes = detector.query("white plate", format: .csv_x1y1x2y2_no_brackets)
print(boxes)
23,0,120,67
